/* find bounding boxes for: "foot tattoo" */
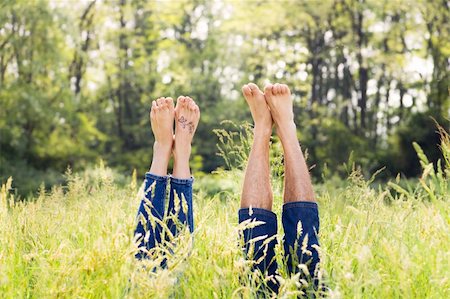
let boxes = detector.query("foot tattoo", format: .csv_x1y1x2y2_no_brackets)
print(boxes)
178,116,195,134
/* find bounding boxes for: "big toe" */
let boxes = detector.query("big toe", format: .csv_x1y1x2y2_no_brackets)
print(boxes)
176,96,187,108
281,84,291,95
150,101,157,116
247,83,260,93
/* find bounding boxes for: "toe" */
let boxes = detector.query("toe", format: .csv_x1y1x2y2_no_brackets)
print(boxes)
156,97,165,106
185,97,194,107
242,84,252,96
248,83,259,92
161,99,169,109
273,83,281,95
176,96,185,108
264,84,273,97
150,101,156,116
166,97,174,107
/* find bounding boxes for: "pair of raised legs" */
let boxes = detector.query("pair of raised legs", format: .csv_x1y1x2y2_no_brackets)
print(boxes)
134,96,200,261
132,86,320,293
239,83,320,293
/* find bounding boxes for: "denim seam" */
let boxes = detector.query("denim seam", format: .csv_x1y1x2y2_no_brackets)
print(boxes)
283,201,318,210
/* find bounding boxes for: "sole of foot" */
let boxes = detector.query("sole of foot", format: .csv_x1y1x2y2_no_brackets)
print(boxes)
264,83,296,137
174,96,200,160
242,82,273,137
150,97,175,152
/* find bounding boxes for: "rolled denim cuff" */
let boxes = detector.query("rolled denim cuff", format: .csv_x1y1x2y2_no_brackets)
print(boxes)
283,201,318,211
170,175,194,185
145,172,169,182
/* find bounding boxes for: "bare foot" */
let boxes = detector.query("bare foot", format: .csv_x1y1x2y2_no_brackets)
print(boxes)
173,96,200,178
149,97,175,176
242,83,273,136
264,83,295,138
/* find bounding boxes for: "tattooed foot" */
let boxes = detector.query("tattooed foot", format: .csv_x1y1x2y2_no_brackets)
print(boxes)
174,96,200,162
178,116,195,134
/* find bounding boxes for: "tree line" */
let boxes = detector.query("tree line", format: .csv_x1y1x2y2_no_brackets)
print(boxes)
0,0,448,194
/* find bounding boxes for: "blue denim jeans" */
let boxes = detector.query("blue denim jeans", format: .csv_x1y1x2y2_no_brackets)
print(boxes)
134,172,194,260
239,201,320,293
238,208,279,292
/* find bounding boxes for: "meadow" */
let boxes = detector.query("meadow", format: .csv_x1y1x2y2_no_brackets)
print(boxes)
1,127,449,298
1,1,449,297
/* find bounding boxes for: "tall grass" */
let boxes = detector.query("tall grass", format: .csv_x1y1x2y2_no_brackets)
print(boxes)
0,126,449,298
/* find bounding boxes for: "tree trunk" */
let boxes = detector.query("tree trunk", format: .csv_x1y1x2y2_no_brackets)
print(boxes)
372,66,385,147
69,0,96,96
356,7,368,132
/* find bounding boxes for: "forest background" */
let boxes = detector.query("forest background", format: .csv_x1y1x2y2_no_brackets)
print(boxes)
0,0,448,195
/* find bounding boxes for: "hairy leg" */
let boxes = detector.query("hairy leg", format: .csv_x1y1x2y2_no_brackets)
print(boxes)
264,83,315,203
239,83,279,293
265,83,320,287
241,83,273,210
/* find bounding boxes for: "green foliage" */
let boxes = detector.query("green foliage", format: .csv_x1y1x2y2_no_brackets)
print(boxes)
1,141,449,297
388,124,450,201
0,1,448,296
214,121,253,170
1,0,449,195
379,113,448,179
300,115,370,179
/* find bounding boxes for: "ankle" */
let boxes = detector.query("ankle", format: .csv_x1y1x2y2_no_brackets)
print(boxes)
149,143,171,176
173,145,191,162
154,140,172,151
276,121,297,140
172,158,191,179
253,126,272,139
153,141,172,158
